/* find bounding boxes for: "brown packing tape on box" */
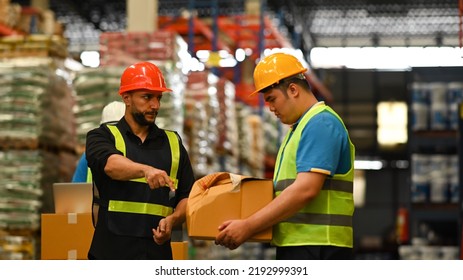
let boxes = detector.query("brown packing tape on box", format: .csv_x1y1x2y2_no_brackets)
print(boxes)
186,172,273,242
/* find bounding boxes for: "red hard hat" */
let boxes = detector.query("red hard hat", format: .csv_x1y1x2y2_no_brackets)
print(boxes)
118,61,172,95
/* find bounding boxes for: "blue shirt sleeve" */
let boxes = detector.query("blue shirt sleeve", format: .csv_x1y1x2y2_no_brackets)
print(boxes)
72,153,89,182
296,111,350,176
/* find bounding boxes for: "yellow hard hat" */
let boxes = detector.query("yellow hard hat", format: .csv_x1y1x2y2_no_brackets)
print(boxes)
251,53,307,95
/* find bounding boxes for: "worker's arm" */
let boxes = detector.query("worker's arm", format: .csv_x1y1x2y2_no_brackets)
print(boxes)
105,154,174,191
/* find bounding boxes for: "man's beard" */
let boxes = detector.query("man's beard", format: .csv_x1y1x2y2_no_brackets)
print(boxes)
132,111,156,126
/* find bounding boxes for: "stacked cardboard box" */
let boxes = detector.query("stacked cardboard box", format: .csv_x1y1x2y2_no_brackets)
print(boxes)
41,213,94,260
41,213,189,260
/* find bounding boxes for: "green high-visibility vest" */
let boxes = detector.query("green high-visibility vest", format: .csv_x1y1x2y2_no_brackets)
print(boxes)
98,124,181,217
273,104,355,248
86,167,93,183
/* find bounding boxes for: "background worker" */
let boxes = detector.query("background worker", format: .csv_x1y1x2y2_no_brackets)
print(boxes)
215,53,355,260
72,101,125,183
85,61,195,260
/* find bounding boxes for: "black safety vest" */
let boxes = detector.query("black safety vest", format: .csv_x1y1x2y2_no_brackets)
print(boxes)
92,124,180,237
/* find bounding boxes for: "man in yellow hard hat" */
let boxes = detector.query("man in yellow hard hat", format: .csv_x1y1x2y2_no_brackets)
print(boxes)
215,52,355,260
86,61,195,259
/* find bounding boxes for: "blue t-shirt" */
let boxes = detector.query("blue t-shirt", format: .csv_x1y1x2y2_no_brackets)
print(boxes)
72,152,89,183
295,110,351,176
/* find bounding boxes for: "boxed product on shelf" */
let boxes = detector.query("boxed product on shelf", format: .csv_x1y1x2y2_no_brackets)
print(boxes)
186,172,273,242
410,81,463,132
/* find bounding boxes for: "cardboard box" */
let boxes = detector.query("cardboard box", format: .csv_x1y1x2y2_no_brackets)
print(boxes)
186,172,273,242
42,210,188,260
171,241,188,260
41,213,94,260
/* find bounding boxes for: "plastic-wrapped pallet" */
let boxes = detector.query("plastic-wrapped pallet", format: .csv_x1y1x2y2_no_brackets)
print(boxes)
183,99,212,178
235,103,254,175
235,103,264,177
0,235,36,260
40,65,77,151
215,77,240,174
0,150,43,232
183,71,220,178
73,66,124,148
154,64,185,138
246,114,265,178
0,56,76,155
0,61,45,149
99,31,181,67
0,57,78,259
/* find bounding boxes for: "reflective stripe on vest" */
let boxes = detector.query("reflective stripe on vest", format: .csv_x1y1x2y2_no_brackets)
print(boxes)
108,200,173,217
275,178,353,194
273,103,355,248
105,125,180,217
275,179,352,227
107,125,179,188
86,167,93,183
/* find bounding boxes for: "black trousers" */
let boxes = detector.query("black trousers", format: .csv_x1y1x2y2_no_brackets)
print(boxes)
88,209,172,260
276,245,353,260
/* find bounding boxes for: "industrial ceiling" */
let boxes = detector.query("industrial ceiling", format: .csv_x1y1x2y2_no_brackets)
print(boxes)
267,0,461,50
26,0,461,54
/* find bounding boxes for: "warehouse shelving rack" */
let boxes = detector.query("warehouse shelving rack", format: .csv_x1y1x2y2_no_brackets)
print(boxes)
406,67,463,259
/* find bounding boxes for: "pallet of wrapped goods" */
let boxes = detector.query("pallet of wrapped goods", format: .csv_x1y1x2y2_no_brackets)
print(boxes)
187,71,209,89
148,30,177,40
125,32,150,44
0,58,81,260
99,31,180,66
247,114,265,175
0,137,39,150
147,49,174,61
215,79,239,173
236,104,252,162
0,149,43,235
99,32,124,44
0,35,67,59
0,65,45,149
156,72,185,134
183,99,215,177
72,66,124,146
161,70,186,134
39,70,76,152
0,234,36,260
147,32,176,61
